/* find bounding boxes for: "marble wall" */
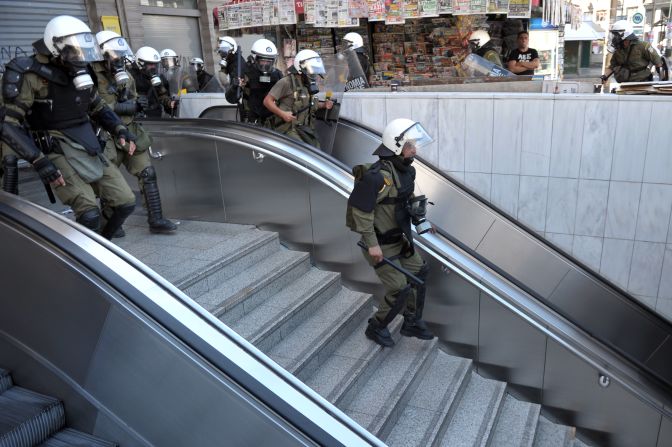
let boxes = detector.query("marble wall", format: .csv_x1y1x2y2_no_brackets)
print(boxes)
340,92,672,321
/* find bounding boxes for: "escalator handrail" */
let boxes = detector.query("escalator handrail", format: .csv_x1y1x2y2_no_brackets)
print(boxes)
144,118,672,418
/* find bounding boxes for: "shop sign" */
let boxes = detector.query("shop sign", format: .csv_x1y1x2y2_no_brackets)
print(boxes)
295,0,304,14
632,12,643,25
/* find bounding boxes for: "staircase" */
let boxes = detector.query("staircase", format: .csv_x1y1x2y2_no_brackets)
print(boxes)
115,215,591,446
0,368,115,447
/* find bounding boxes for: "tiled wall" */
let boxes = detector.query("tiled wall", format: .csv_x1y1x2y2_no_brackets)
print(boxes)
340,92,672,320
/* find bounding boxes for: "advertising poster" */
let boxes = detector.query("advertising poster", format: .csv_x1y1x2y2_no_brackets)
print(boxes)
419,0,438,17
385,0,405,24
487,0,508,14
508,0,531,18
367,0,386,21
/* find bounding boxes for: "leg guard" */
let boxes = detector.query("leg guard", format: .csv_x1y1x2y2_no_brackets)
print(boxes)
401,262,434,340
2,155,19,195
379,284,413,328
140,166,176,234
76,207,101,232
413,262,430,319
100,203,135,240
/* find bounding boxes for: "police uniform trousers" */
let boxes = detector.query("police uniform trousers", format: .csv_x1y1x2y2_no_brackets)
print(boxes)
362,239,424,323
49,151,135,216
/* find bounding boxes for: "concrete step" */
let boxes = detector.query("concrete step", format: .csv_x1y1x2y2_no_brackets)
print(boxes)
490,394,541,447
266,288,372,378
38,428,117,447
0,386,64,447
0,369,11,394
193,248,311,318
303,316,404,403
439,372,507,447
340,335,439,438
532,415,575,447
227,269,341,350
385,350,472,447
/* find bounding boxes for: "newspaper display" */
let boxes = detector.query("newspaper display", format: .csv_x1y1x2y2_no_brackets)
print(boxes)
487,0,508,14
326,0,339,27
470,0,486,14
367,0,386,21
349,0,370,17
452,0,471,15
217,0,295,29
278,0,297,24
339,0,360,26
419,0,439,17
305,0,316,23
507,0,531,18
404,0,421,19
437,0,453,14
314,0,327,26
385,0,405,24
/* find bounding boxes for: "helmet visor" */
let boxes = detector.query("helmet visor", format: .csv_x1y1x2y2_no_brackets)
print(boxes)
102,37,131,62
55,33,103,62
217,42,234,57
162,57,178,69
256,56,275,72
301,56,326,76
402,123,433,149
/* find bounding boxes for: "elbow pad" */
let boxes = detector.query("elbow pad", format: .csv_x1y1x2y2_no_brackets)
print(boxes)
0,123,41,163
114,100,138,116
92,105,123,135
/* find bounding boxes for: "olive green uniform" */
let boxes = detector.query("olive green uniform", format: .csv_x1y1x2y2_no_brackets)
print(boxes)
267,73,321,148
610,40,662,82
1,54,135,217
482,49,503,67
349,159,425,324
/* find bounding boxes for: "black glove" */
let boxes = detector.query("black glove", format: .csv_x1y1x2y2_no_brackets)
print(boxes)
136,95,149,111
33,157,61,184
117,127,136,144
600,74,609,82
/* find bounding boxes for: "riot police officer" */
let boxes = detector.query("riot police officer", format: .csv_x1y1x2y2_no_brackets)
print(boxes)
263,49,333,147
190,57,213,92
468,30,503,67
129,46,175,118
342,32,371,91
0,15,136,239
601,20,663,84
346,118,436,347
217,36,241,84
226,39,283,124
94,31,177,236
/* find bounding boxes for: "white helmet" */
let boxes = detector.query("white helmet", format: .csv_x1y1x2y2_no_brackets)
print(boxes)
468,30,491,49
374,118,434,156
251,39,277,72
217,36,237,56
43,15,102,62
610,20,635,40
343,32,364,50
160,48,179,68
190,57,204,71
294,49,325,76
95,31,132,61
136,46,161,81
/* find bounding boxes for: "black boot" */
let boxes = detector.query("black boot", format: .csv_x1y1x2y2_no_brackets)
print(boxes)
140,166,176,234
365,318,395,347
101,203,135,240
100,198,125,238
400,315,434,340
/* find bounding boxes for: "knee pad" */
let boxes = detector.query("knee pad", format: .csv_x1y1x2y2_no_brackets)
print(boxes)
76,208,101,231
2,155,19,195
139,166,157,182
114,202,136,220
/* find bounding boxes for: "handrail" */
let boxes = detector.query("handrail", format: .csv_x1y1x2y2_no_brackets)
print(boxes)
144,118,672,420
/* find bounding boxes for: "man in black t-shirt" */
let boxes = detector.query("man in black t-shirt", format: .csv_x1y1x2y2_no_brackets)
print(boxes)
506,31,540,76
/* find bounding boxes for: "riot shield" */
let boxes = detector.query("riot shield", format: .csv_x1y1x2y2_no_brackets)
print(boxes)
462,54,515,78
314,53,349,154
341,48,370,91
183,61,200,93
200,70,228,93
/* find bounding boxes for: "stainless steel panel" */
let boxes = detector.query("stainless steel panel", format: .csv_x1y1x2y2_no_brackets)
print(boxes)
199,106,238,120
543,339,662,447
478,295,546,401
549,269,669,365
0,222,111,384
476,220,571,299
85,306,314,447
152,134,225,221
217,141,314,252
645,337,672,381
658,416,672,447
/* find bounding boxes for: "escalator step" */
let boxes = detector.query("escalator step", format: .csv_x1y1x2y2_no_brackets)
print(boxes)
0,386,64,447
38,428,117,447
0,369,11,394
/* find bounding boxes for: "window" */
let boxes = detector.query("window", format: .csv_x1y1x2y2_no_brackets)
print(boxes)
595,10,607,21
140,0,197,8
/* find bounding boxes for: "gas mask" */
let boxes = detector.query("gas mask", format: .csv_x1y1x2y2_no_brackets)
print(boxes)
68,62,95,90
407,195,433,234
610,31,625,49
141,62,162,86
109,58,129,86
304,74,320,95
54,33,102,91
255,56,275,77
468,40,480,53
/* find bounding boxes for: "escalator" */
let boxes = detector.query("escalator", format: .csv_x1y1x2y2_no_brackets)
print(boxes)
0,115,670,446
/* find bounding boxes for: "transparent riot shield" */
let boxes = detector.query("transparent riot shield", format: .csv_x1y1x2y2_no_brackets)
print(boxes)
341,48,370,92
200,70,228,93
183,61,200,93
462,54,515,78
314,53,349,154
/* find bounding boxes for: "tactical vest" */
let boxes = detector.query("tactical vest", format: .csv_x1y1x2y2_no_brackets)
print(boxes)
132,67,165,117
273,73,316,134
244,66,282,121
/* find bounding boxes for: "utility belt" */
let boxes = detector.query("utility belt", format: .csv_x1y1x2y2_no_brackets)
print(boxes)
379,196,407,205
375,227,404,245
30,131,61,155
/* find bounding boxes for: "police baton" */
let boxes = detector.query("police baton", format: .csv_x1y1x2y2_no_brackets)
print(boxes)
357,240,424,286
